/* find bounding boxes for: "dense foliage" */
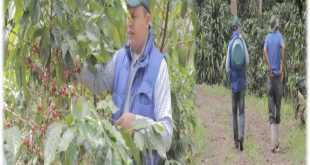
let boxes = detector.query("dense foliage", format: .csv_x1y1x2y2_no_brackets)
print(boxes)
194,0,231,84
3,0,198,164
242,2,306,97
167,52,196,164
194,0,306,101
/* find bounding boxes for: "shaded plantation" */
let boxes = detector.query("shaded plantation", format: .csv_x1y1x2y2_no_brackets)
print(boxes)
194,0,306,102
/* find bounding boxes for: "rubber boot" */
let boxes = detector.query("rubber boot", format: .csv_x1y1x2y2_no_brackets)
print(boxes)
234,140,239,149
275,124,279,152
239,137,243,151
271,124,276,153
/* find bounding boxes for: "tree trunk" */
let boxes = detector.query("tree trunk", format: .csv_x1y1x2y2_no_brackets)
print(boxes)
231,0,238,16
257,0,262,14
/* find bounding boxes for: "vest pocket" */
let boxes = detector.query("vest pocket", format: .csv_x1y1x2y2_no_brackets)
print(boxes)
132,102,153,118
135,84,153,105
131,84,154,118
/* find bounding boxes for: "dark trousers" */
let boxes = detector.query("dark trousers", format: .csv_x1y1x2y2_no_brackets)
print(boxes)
231,88,245,142
267,77,283,124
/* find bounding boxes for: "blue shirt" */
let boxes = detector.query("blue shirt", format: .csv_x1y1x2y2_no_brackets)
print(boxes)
264,31,284,75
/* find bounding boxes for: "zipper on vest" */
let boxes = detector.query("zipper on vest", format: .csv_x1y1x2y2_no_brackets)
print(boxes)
129,67,143,113
121,59,131,115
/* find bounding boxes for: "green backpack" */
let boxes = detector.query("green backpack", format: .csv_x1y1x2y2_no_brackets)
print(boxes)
231,37,245,70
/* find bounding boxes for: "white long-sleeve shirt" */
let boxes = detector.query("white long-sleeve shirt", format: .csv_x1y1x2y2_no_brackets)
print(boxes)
76,51,173,151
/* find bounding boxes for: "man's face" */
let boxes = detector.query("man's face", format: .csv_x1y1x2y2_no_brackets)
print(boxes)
127,5,150,54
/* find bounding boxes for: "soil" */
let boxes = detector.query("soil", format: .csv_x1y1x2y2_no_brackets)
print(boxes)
194,84,300,165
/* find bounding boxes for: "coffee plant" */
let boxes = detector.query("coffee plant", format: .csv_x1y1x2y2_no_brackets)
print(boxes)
150,0,199,163
3,0,198,164
165,48,196,164
194,0,306,102
194,0,231,84
242,1,306,98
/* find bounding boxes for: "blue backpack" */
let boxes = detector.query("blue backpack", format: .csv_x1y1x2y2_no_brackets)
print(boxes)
231,37,245,70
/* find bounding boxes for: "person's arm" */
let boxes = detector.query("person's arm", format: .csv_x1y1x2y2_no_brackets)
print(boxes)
263,40,274,79
263,40,270,69
134,60,173,152
263,48,270,67
75,53,116,95
153,60,173,151
243,40,249,65
280,38,286,76
226,45,230,73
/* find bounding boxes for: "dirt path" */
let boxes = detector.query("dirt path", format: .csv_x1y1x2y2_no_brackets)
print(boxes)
195,84,299,165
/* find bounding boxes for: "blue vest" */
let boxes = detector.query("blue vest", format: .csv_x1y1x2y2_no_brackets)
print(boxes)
112,27,163,165
112,27,164,123
229,31,246,93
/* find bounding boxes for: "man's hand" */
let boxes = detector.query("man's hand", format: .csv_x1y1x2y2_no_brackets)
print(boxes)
116,112,137,135
268,69,274,80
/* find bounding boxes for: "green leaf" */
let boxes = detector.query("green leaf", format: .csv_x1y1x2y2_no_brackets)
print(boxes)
104,148,112,165
82,140,93,156
89,0,104,12
4,144,14,165
102,120,126,146
53,25,61,47
44,123,64,165
95,145,106,165
68,39,78,59
18,11,29,37
86,54,97,73
31,28,42,42
30,0,40,24
64,141,79,165
153,123,165,133
8,2,16,21
133,131,144,151
86,24,101,42
15,46,23,90
180,0,188,18
3,126,21,161
131,118,151,131
119,127,142,165
96,98,117,113
114,144,132,165
112,149,122,165
67,0,76,12
39,27,51,67
146,133,154,163
149,128,166,159
53,0,62,22
23,0,32,9
76,0,84,12
61,42,69,58
78,124,95,148
66,114,74,125
121,0,131,20
59,127,75,151
65,51,73,71
3,38,8,65
4,0,11,9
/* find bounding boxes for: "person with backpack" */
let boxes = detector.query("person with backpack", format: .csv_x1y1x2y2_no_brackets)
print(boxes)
263,15,286,153
225,16,249,151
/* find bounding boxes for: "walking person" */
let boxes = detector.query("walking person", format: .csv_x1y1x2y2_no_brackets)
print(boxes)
226,16,249,151
263,15,286,153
